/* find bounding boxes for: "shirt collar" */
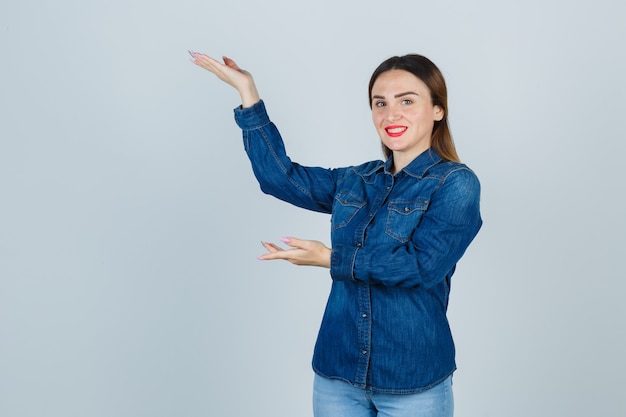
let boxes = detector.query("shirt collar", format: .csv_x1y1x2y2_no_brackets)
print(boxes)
386,148,443,179
354,148,444,178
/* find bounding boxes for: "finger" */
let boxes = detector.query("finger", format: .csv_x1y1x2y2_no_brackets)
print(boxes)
191,53,224,70
222,56,241,70
259,249,302,262
279,236,297,248
280,236,310,250
195,56,223,71
261,241,283,253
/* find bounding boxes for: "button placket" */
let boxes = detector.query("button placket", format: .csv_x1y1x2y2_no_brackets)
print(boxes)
355,283,372,385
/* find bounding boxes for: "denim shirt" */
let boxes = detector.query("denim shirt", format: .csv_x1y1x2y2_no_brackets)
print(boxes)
234,100,482,394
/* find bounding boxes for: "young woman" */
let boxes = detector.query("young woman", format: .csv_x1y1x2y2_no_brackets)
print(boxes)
190,52,482,417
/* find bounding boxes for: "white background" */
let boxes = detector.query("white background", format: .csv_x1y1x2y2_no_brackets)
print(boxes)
1,1,624,416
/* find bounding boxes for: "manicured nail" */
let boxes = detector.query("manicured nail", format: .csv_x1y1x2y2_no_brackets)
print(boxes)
279,237,290,243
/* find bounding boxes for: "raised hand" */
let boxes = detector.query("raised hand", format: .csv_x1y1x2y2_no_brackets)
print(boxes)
259,237,331,268
189,51,260,108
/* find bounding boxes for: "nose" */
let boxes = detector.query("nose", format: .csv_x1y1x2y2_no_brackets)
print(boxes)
385,104,401,122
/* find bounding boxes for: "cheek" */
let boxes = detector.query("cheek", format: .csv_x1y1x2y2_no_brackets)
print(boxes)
409,110,433,126
371,111,384,126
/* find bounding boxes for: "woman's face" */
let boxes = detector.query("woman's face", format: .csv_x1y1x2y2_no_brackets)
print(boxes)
371,69,443,162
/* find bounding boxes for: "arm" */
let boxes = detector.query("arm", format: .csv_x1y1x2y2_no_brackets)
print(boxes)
191,52,339,212
236,101,339,213
332,167,482,288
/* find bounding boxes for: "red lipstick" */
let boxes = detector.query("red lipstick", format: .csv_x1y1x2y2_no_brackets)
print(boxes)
385,125,407,137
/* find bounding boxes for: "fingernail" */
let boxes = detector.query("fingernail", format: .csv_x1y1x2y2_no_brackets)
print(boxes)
279,237,290,243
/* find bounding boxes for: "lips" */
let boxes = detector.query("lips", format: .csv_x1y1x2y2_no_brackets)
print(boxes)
385,125,407,137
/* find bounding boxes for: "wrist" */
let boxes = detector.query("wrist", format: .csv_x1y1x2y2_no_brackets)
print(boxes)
321,246,331,269
239,81,261,108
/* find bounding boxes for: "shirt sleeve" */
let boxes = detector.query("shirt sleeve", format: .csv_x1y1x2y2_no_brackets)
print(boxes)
347,167,482,288
234,100,340,213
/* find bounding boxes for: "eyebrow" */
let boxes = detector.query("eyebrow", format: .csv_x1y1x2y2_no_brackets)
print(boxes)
371,91,420,100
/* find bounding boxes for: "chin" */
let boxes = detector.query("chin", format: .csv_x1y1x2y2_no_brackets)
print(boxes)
385,143,406,152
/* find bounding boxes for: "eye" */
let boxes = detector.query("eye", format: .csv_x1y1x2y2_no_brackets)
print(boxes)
401,98,413,105
374,101,386,107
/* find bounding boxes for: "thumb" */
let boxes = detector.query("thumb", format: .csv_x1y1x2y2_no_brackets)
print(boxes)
222,56,241,70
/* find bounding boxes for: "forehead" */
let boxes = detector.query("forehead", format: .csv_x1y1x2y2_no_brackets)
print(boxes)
371,69,430,95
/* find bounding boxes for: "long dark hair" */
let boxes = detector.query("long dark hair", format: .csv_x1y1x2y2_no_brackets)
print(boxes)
368,54,460,162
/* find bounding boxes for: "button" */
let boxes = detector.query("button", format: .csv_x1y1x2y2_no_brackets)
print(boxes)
356,243,362,247
362,350,368,355
362,314,368,318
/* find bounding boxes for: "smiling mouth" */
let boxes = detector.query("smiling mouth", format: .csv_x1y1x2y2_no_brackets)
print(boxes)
385,126,407,137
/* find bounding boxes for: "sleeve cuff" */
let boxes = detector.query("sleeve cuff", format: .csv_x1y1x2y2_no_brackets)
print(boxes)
330,244,357,282
233,100,270,130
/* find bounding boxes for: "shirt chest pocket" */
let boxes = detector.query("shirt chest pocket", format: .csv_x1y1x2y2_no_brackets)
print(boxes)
386,199,429,243
331,191,366,232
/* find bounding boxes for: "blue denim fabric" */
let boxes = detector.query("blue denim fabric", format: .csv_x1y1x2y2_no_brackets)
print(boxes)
234,100,482,394
313,373,453,417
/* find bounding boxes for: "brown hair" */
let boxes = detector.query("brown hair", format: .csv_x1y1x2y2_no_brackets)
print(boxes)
368,54,460,162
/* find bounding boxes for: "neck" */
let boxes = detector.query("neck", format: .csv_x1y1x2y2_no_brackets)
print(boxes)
391,149,423,173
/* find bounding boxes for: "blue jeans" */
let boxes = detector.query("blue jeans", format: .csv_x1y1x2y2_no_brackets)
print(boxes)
313,374,454,417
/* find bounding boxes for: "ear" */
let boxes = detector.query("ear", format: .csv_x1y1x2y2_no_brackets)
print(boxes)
433,105,444,122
